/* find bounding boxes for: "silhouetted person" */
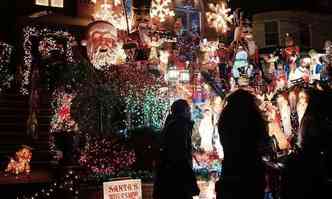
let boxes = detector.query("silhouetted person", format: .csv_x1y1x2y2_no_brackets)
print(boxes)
216,89,270,199
281,89,332,199
153,99,199,199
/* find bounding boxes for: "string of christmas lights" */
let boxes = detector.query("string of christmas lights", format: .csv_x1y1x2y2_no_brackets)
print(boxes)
18,169,80,199
0,42,14,93
50,89,78,133
21,26,76,95
79,136,136,175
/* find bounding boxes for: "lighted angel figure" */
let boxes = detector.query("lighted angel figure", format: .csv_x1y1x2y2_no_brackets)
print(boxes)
148,34,162,62
159,50,170,74
198,108,215,152
297,90,308,125
277,94,292,137
197,105,223,159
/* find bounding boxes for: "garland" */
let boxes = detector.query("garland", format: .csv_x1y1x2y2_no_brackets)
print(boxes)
0,42,14,93
19,169,80,199
79,136,136,175
112,65,170,129
21,26,76,95
88,170,154,183
50,89,78,133
71,82,125,135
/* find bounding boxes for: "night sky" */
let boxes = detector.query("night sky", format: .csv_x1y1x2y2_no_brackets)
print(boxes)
230,0,332,14
0,0,331,41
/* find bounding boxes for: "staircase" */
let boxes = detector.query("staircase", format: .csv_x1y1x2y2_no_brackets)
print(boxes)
0,91,53,169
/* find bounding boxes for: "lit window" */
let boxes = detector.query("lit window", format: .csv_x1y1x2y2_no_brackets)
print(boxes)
35,0,64,8
51,0,64,8
36,0,49,6
175,7,201,33
265,21,279,46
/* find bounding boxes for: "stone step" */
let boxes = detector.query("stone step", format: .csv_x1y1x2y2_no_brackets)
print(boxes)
0,115,51,124
0,92,53,166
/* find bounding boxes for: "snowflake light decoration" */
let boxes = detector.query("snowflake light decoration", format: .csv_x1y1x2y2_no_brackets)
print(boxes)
150,0,175,23
206,1,233,33
94,0,128,30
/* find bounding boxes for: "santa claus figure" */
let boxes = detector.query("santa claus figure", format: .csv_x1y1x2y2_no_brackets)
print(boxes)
83,21,126,69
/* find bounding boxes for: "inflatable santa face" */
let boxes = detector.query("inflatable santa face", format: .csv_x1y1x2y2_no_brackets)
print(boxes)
84,21,126,69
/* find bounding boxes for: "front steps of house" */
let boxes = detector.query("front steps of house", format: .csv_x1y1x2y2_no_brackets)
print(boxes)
0,91,53,168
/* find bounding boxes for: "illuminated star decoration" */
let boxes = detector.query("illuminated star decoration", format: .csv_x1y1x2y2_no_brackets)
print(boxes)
93,0,128,30
206,1,233,33
150,0,175,22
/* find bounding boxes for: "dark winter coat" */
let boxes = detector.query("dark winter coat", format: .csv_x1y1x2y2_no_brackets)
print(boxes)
153,114,199,199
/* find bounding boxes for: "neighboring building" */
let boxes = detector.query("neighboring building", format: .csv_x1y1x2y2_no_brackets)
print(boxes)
253,10,332,51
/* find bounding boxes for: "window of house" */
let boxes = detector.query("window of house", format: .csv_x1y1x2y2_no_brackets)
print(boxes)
264,21,279,46
36,0,64,8
300,24,311,47
175,7,201,34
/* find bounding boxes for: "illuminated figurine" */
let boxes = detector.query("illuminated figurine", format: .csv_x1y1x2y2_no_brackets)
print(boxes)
275,61,288,90
277,94,292,137
264,102,289,150
309,49,324,82
288,56,312,87
5,146,32,175
148,34,162,63
233,13,259,66
282,33,300,67
232,46,248,85
198,108,215,152
82,21,126,70
296,90,308,125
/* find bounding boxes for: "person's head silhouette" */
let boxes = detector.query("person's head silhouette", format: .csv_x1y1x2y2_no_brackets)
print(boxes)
170,99,191,120
219,89,267,148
